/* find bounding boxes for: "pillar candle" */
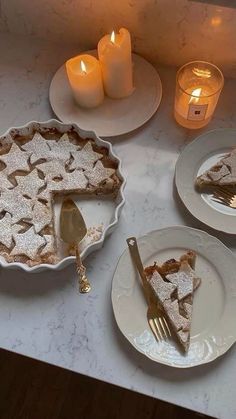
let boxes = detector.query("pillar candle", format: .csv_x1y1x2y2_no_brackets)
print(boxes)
98,28,134,99
66,54,104,108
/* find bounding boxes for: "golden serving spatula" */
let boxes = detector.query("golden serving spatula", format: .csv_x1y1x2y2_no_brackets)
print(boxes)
60,198,91,293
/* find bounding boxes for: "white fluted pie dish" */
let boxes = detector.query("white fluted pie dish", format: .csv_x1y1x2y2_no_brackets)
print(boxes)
0,119,126,272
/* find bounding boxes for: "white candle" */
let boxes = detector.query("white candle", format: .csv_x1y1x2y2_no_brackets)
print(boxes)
66,54,104,108
98,28,134,99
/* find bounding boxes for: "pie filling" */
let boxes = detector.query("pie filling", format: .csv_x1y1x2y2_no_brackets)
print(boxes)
0,128,122,266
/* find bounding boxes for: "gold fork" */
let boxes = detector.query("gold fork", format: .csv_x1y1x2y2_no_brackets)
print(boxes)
127,237,171,342
212,186,236,208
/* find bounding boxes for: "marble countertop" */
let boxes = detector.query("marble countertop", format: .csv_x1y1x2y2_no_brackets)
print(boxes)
0,33,236,419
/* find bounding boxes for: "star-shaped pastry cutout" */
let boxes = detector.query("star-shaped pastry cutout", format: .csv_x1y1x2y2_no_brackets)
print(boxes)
40,235,55,256
21,132,52,164
84,160,115,187
15,169,45,199
0,213,23,248
36,160,67,181
38,170,88,200
222,149,236,167
37,187,51,201
31,200,52,233
0,133,13,147
166,261,195,301
149,271,176,304
70,142,103,171
46,134,80,163
0,143,30,175
0,171,14,191
11,226,46,260
0,189,33,223
50,170,88,192
163,299,190,332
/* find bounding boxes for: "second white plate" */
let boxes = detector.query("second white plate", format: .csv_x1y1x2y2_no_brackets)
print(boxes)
175,128,236,234
112,226,236,368
49,52,162,137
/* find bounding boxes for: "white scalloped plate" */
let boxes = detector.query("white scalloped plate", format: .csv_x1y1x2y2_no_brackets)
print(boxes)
0,119,126,273
175,128,236,234
112,226,236,368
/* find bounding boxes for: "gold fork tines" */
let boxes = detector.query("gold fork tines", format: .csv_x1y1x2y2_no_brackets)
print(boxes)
212,186,236,208
127,237,171,343
148,306,171,341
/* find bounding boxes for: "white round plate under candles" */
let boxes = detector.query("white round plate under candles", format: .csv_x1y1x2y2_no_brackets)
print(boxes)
49,51,162,137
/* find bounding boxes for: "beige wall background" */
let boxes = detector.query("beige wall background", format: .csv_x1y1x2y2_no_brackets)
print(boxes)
0,0,236,77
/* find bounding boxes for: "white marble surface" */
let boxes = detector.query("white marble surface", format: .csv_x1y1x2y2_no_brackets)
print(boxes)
1,33,236,419
1,0,236,78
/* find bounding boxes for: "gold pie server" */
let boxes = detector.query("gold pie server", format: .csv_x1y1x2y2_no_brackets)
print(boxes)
60,198,91,293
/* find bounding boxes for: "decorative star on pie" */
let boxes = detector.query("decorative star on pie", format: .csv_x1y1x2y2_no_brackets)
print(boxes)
15,169,45,199
163,299,190,332
46,134,80,163
70,142,103,171
31,200,52,233
36,160,67,181
0,133,13,148
0,171,14,191
38,170,88,200
40,235,54,256
149,271,177,304
11,226,46,260
166,262,196,301
21,132,52,164
84,160,115,187
0,189,33,223
0,213,23,248
50,170,88,192
0,143,30,175
37,187,51,201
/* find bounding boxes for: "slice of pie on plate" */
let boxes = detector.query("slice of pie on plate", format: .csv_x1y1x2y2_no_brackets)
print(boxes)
145,251,201,352
196,148,236,188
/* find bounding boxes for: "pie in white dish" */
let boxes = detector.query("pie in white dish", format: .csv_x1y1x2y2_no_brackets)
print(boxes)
0,126,122,267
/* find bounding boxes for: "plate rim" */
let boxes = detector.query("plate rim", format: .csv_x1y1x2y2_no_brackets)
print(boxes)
175,128,236,234
111,225,236,368
0,119,126,273
49,52,163,138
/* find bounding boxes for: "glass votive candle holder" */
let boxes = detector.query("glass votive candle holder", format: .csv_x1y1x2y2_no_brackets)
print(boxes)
174,61,224,129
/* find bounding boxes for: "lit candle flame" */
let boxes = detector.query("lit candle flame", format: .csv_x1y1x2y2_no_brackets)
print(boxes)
110,30,116,44
211,16,222,27
189,87,202,104
80,60,87,74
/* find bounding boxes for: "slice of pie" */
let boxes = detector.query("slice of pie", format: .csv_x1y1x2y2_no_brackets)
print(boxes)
145,251,201,352
196,148,236,188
